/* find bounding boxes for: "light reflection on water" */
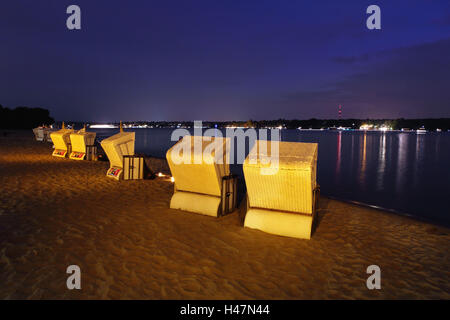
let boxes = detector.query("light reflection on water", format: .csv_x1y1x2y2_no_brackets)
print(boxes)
93,128,450,226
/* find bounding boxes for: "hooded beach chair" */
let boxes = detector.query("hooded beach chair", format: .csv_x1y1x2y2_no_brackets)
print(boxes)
33,126,54,142
33,127,45,141
50,123,74,157
243,140,319,239
69,126,97,160
166,135,237,217
100,123,135,180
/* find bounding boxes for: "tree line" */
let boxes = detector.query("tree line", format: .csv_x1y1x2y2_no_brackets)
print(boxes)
125,118,450,130
0,105,54,129
237,118,450,130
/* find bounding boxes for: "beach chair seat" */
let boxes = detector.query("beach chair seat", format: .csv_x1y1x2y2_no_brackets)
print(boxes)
243,140,319,239
166,136,236,217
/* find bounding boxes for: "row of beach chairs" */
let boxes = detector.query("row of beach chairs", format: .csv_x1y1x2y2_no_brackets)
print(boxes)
42,125,319,240
32,126,55,142
43,123,97,160
166,136,319,239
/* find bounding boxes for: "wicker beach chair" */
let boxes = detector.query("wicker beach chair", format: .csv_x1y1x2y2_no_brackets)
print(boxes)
50,125,74,157
166,135,237,217
33,127,54,142
32,127,45,141
100,127,135,180
243,140,319,239
69,127,97,160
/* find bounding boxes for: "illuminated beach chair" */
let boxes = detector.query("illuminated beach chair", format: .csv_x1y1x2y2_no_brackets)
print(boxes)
100,123,135,180
44,128,56,142
243,141,319,239
32,127,46,141
166,136,236,217
33,126,54,142
50,123,74,157
69,126,97,160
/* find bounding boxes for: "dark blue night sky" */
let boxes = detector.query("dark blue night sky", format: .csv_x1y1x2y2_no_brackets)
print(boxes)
1,1,449,121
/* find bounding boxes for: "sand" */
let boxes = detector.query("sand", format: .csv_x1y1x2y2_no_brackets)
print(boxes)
0,130,449,299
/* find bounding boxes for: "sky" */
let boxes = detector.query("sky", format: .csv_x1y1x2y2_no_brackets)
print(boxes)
1,0,449,121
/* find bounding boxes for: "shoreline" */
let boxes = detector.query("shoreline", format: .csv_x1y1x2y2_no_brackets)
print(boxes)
0,131,449,299
146,156,449,230
324,195,450,229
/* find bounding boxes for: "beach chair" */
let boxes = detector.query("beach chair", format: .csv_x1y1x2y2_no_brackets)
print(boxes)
44,128,56,142
50,123,74,157
166,135,237,217
69,127,97,160
243,140,319,239
100,123,135,180
33,127,54,142
32,127,45,141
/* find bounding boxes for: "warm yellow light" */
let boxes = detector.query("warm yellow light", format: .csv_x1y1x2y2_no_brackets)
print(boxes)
170,177,175,183
158,172,164,177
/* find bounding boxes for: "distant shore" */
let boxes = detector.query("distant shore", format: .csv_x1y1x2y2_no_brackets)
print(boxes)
0,131,449,299
35,116,450,132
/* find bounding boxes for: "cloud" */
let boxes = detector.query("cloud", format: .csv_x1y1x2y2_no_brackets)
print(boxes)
258,38,450,119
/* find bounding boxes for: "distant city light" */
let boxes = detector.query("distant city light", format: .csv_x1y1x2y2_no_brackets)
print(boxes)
379,124,393,131
360,124,374,130
417,126,427,134
89,124,118,129
360,124,392,131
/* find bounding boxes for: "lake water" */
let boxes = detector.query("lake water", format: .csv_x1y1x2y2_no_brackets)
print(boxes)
93,128,450,227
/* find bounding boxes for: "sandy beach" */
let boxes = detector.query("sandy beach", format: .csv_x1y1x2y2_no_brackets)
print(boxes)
0,130,449,299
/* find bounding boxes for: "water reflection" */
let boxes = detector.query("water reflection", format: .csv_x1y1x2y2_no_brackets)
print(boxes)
396,133,408,193
350,135,355,177
358,132,368,187
336,131,342,181
413,134,425,187
434,134,440,164
376,133,386,191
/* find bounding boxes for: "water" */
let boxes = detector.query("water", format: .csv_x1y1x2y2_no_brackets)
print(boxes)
92,128,450,226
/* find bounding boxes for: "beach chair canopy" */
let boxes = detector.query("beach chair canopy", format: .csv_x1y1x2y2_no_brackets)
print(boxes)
166,135,231,216
166,135,230,197
244,140,318,214
100,131,135,168
243,140,318,239
70,130,96,154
